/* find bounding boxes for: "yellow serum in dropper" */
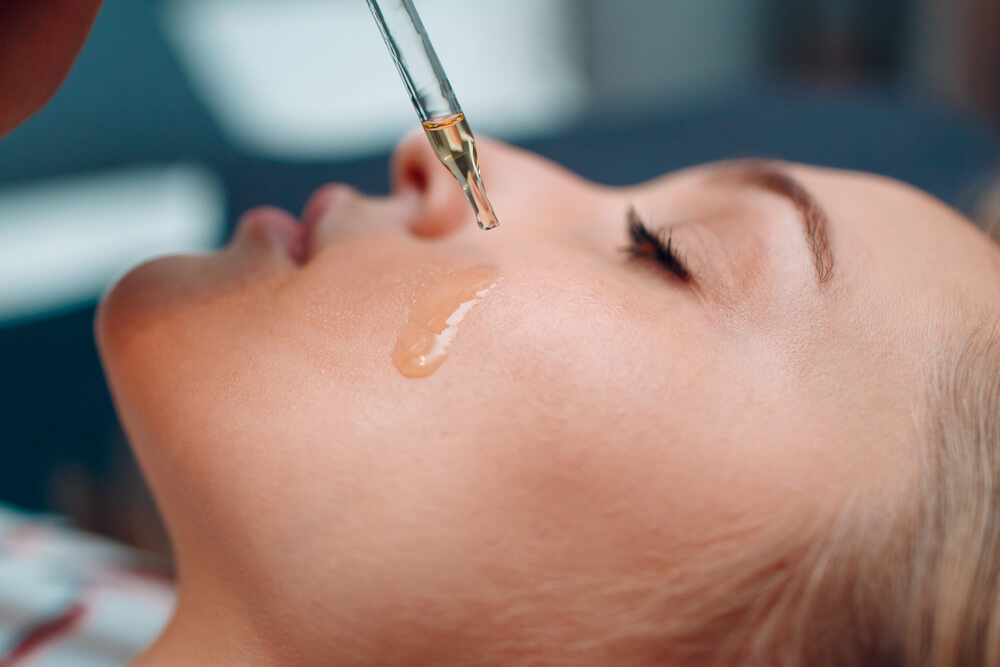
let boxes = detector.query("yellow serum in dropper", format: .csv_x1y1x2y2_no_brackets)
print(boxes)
422,113,499,231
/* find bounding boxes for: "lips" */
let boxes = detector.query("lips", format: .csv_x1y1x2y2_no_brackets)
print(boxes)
302,184,340,234
300,183,353,261
245,183,415,264
234,182,351,265
233,206,306,264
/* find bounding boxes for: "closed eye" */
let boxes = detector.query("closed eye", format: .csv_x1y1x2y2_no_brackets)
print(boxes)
623,207,692,282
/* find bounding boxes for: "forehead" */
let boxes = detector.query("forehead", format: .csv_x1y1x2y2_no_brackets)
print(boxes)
631,160,1000,305
788,165,1000,312
628,160,1000,381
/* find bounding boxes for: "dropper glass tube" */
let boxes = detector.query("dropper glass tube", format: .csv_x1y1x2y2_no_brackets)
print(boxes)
366,0,499,231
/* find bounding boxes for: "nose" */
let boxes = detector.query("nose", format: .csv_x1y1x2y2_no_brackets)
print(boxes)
390,130,472,239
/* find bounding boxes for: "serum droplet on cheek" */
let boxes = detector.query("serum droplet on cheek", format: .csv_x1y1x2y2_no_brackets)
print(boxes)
392,267,501,378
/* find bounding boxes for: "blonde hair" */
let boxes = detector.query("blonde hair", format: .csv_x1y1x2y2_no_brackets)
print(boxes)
477,213,1000,667
616,206,1000,665
904,323,1000,666
715,187,1000,667
620,322,1000,667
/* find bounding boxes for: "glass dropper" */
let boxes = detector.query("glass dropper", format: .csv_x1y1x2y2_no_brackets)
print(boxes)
365,0,499,231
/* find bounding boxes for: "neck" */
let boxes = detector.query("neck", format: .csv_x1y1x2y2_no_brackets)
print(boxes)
132,587,278,667
133,567,621,666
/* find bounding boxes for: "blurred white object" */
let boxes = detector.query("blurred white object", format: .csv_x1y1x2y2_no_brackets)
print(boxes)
160,0,587,160
0,504,174,666
0,164,225,322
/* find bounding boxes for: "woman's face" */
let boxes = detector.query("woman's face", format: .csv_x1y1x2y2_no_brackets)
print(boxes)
97,136,1000,658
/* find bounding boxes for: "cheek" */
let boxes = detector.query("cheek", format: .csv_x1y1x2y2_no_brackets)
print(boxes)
370,283,776,585
425,268,823,560
389,263,710,488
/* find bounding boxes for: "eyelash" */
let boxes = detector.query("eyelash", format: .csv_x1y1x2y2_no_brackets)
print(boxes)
624,208,692,281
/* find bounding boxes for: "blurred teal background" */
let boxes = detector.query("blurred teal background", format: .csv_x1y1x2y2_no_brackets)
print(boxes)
1,0,998,552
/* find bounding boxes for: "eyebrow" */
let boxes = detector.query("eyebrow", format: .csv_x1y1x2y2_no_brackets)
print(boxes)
714,162,835,283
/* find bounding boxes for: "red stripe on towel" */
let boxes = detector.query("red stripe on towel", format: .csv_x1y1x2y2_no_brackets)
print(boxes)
0,601,87,666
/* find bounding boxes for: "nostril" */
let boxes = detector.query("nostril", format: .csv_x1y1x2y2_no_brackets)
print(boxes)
390,130,433,192
404,163,428,192
390,130,473,239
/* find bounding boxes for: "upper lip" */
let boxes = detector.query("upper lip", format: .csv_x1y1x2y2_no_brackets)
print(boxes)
300,184,342,261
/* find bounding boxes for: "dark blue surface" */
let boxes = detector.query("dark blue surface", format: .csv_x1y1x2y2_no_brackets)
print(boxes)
0,0,228,184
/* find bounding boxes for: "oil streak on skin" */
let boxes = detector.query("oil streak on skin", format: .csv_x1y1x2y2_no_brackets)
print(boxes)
392,267,501,378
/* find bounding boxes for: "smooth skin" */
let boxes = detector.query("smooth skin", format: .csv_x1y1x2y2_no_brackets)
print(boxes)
96,134,1000,665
